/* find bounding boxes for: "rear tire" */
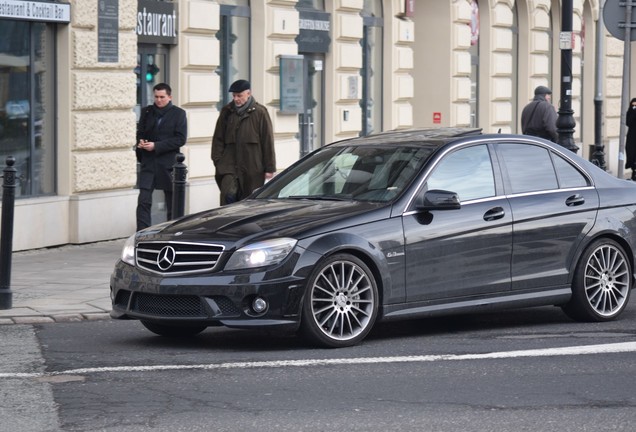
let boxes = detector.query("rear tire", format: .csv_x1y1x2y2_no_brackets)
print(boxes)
141,321,207,337
300,254,379,348
562,239,632,322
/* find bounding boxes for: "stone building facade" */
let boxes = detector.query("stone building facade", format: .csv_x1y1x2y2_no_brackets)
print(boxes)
0,0,631,251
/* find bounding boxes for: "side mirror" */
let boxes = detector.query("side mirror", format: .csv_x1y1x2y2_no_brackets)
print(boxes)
415,189,461,211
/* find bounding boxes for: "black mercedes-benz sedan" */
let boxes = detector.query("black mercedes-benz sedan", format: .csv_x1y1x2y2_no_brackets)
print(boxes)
111,128,636,347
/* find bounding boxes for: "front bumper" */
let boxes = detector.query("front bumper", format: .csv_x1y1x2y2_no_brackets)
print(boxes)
109,259,309,331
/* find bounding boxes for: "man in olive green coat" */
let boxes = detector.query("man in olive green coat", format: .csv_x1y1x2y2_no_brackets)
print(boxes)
211,79,276,205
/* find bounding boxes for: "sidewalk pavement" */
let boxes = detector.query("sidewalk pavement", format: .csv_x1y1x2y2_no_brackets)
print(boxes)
0,238,126,325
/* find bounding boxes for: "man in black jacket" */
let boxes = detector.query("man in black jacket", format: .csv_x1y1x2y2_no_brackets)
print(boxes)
521,85,558,143
135,83,187,231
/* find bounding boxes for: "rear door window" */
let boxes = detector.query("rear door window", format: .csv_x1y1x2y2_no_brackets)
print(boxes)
497,144,558,194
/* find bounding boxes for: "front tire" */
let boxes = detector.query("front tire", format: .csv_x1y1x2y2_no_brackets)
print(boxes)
562,239,632,322
140,321,207,337
300,254,379,348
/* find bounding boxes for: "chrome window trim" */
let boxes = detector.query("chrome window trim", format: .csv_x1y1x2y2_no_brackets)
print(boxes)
401,136,595,217
402,194,506,217
402,185,596,218
503,185,595,200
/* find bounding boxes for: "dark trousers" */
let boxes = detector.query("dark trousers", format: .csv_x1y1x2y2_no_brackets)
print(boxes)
136,188,173,231
217,174,240,206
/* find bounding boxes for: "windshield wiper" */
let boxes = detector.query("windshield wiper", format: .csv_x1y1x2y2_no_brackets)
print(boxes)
287,195,352,201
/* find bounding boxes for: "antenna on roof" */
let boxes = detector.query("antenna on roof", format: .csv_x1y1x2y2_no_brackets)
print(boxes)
498,128,502,134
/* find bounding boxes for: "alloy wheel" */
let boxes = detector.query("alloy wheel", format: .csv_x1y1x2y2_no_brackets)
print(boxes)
583,243,630,317
306,257,377,345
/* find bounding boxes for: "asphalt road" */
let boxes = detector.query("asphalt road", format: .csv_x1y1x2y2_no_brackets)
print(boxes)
2,303,636,432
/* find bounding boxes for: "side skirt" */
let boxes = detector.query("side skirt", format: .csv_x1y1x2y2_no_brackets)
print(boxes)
380,288,572,321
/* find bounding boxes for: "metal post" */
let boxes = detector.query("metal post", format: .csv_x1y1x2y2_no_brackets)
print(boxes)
557,0,579,153
592,0,607,170
0,156,17,310
171,153,187,220
618,0,633,180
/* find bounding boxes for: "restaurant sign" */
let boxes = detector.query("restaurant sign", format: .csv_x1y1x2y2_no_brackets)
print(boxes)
0,0,70,23
137,0,178,45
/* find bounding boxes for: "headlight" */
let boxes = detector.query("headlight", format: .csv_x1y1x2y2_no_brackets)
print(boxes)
121,234,136,266
225,238,297,270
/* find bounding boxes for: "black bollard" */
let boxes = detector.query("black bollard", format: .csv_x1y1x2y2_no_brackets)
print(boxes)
171,153,187,220
0,156,17,309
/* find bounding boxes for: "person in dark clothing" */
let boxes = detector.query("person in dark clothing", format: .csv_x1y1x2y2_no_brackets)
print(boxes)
625,98,636,180
521,85,558,143
211,79,276,205
135,83,187,231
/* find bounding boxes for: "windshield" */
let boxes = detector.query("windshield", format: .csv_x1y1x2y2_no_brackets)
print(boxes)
256,145,432,202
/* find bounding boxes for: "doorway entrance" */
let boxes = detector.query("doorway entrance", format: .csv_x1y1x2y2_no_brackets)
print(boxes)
299,53,325,157
135,45,168,121
134,44,170,225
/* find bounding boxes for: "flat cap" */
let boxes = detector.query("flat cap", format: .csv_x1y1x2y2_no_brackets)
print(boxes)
228,79,250,93
534,85,552,95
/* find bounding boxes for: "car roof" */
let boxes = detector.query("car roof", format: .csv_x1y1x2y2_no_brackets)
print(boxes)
328,127,484,148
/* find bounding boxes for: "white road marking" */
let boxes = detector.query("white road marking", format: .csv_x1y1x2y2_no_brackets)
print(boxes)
2,341,635,380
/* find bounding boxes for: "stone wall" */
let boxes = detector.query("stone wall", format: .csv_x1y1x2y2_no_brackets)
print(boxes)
68,0,138,194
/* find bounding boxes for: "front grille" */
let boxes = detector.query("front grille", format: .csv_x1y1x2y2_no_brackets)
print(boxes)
136,241,225,275
124,293,242,318
133,293,206,318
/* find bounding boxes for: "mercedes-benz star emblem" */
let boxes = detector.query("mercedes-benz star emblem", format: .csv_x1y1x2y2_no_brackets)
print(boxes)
157,246,176,271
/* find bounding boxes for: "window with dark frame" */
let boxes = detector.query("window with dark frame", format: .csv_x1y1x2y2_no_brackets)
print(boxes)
0,20,56,198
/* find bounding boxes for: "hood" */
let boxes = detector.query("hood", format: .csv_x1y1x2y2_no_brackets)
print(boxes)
138,199,389,245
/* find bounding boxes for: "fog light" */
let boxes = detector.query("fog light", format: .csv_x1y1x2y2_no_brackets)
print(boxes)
252,297,268,313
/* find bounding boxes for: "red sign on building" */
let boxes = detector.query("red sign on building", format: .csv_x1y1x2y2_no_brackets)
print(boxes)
433,112,442,124
405,0,414,17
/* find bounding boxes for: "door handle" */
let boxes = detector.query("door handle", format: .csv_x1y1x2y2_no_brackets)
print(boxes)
565,194,585,207
483,207,505,221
